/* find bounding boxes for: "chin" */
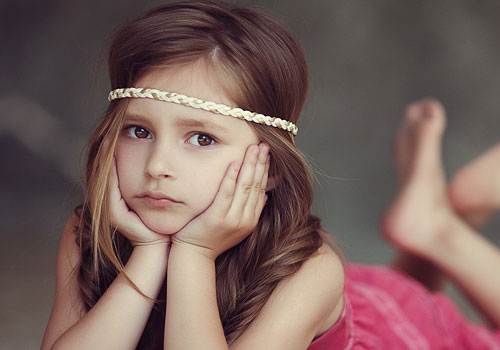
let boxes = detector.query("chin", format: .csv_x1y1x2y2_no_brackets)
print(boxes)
137,210,189,235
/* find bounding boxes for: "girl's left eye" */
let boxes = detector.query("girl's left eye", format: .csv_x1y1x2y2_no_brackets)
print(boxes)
187,133,217,147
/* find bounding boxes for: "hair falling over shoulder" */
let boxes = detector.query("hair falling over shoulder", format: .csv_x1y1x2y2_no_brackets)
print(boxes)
73,1,345,348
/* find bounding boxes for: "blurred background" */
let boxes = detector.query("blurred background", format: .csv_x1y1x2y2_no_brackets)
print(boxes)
1,0,500,348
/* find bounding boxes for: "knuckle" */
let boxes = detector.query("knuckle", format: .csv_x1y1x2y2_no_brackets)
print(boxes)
242,182,253,193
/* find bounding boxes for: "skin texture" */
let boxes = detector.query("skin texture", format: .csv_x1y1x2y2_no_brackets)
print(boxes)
114,59,261,237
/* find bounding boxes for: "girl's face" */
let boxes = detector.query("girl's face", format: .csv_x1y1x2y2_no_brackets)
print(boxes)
114,59,259,235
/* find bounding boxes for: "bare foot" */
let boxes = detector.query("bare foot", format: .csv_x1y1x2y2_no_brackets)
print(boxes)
448,143,500,229
380,99,461,260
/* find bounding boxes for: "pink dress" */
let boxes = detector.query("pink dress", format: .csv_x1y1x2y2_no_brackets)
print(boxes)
308,263,500,349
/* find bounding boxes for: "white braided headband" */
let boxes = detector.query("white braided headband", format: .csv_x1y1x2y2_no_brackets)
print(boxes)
107,87,298,136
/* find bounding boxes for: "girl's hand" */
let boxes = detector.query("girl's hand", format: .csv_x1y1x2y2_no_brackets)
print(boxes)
171,143,270,260
109,156,171,247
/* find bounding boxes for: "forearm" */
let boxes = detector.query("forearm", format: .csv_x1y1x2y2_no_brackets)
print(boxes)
425,219,500,328
52,244,169,350
164,242,227,350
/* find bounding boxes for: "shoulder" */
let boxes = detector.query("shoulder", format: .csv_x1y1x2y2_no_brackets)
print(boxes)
294,243,345,337
230,242,345,350
274,242,345,313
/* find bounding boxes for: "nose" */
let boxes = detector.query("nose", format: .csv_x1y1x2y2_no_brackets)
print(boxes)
145,141,176,179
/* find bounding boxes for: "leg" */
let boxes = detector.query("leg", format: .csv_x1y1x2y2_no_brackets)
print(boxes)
382,100,500,292
448,142,500,228
380,99,449,291
381,99,500,328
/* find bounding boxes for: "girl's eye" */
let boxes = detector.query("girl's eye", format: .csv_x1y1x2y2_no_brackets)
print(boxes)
123,126,215,146
187,133,216,147
125,125,152,139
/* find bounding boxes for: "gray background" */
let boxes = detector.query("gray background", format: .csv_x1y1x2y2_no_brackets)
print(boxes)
1,0,500,348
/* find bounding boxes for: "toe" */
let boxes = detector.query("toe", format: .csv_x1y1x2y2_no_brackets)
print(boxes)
419,98,446,134
402,99,447,183
396,104,419,181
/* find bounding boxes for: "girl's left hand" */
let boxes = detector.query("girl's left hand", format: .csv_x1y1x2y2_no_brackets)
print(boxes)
171,143,271,260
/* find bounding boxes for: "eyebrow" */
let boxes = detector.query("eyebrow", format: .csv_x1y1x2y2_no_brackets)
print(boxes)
124,113,230,134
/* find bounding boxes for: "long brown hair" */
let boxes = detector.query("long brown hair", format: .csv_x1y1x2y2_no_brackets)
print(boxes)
73,1,345,348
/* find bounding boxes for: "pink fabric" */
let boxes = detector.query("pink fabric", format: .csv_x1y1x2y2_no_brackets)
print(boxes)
308,263,500,349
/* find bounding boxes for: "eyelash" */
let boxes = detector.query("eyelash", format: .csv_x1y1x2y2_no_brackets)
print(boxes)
122,124,218,147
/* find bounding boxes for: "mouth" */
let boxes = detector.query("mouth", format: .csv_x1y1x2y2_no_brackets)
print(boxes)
138,191,181,208
139,191,179,201
141,196,178,208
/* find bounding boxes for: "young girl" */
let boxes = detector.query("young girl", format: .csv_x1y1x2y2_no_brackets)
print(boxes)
40,1,500,349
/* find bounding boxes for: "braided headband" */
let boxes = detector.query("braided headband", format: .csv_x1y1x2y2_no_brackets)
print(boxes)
107,87,298,136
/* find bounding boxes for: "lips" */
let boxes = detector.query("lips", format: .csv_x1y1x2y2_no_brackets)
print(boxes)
139,191,180,203
141,196,177,208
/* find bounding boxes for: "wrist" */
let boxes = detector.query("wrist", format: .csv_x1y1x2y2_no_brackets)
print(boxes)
133,242,171,258
132,238,171,247
170,239,216,262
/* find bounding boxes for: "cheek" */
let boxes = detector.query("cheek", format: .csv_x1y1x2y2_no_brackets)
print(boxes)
115,144,147,197
189,161,233,208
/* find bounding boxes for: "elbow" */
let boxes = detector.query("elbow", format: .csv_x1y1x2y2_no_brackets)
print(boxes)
45,340,59,350
44,335,68,350
40,338,57,350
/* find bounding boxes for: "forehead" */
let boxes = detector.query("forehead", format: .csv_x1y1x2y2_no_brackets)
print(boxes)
127,60,252,133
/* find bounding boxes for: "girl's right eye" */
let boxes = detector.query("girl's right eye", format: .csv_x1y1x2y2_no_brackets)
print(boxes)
124,125,152,139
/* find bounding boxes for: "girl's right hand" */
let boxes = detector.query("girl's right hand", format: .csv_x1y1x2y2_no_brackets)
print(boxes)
109,156,171,247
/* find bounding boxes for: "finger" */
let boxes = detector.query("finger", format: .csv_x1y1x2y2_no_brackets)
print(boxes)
110,157,131,227
228,144,259,218
109,156,117,190
109,157,164,242
254,193,268,224
254,156,270,218
243,143,269,220
109,157,122,224
210,160,240,216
